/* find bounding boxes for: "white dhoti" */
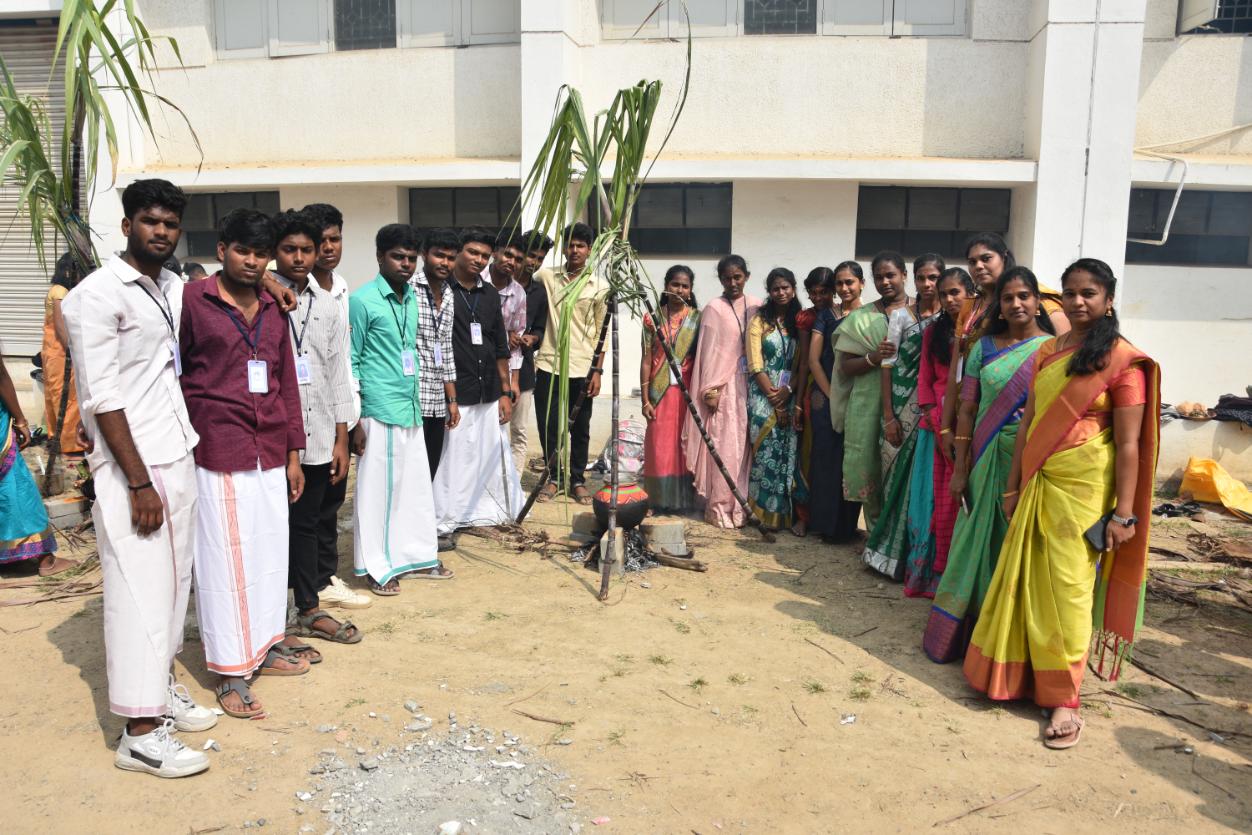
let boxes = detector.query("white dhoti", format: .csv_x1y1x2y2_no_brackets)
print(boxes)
433,402,524,534
353,417,438,584
97,454,197,718
193,465,289,677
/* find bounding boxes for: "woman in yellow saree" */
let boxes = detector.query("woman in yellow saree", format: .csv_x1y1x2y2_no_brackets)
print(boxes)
963,259,1159,750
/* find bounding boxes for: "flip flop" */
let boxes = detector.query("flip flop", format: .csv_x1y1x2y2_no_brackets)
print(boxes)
368,577,400,596
294,609,363,644
572,486,593,506
536,483,558,504
215,678,266,720
255,643,310,677
1043,716,1084,750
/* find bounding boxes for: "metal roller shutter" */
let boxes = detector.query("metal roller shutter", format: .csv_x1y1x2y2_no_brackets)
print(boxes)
0,17,64,356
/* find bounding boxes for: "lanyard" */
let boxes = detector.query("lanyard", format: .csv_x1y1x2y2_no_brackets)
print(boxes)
456,283,481,322
723,295,746,342
381,284,411,346
218,302,265,359
288,291,315,354
138,279,174,339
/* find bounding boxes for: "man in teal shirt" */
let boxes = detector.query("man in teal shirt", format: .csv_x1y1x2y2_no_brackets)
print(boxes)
349,224,451,595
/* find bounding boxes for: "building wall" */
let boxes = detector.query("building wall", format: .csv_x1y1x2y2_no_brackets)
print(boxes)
134,0,521,167
575,36,1029,161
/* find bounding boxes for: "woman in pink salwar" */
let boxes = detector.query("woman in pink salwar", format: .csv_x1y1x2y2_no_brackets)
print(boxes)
684,255,761,528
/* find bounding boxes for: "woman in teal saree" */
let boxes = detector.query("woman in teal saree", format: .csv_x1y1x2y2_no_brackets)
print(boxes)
923,267,1053,663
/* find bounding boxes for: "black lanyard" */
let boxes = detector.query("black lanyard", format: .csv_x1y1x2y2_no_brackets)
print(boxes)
456,283,481,322
138,279,174,339
723,295,746,342
288,291,315,355
218,302,265,359
381,284,411,347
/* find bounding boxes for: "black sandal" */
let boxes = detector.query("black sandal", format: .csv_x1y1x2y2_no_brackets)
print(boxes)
294,609,363,644
215,678,265,719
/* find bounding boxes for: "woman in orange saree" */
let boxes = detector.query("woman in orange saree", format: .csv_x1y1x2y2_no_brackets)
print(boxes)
963,259,1159,750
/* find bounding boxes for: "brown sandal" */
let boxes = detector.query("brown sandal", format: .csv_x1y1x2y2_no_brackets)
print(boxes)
368,576,400,596
572,485,593,506
536,482,559,503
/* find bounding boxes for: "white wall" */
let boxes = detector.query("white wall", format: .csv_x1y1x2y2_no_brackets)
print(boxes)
1121,264,1252,405
1137,33,1252,155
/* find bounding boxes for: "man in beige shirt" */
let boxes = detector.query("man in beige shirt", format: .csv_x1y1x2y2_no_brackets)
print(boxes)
533,222,607,504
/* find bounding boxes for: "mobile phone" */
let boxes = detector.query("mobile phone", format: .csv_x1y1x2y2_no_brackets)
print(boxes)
1084,512,1114,552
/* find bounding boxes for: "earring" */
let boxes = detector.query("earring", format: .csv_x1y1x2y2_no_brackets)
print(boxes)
1104,308,1113,318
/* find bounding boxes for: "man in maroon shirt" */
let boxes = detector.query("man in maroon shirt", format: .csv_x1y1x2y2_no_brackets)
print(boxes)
179,208,308,720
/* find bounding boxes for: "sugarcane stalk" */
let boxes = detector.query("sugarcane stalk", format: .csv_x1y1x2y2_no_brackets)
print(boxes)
639,293,773,543
598,291,621,601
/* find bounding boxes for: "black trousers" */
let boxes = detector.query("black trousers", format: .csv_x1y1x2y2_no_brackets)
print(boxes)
423,417,446,478
290,463,332,612
533,369,593,488
316,466,346,592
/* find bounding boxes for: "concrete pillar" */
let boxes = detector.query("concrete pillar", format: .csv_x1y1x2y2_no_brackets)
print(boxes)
1021,0,1146,286
519,0,582,227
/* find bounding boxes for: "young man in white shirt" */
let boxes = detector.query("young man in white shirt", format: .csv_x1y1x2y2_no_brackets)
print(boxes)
62,179,216,778
300,203,371,610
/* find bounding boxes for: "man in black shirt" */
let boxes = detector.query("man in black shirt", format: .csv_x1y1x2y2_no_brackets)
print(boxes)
430,228,522,536
512,230,551,474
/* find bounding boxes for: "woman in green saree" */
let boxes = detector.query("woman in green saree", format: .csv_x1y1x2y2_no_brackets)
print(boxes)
747,268,802,530
923,267,1054,663
862,253,944,580
830,252,911,533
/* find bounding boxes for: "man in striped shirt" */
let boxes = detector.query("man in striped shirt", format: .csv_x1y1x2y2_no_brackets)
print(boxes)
271,210,361,651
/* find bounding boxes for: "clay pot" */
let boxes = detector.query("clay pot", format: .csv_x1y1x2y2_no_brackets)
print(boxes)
592,482,650,531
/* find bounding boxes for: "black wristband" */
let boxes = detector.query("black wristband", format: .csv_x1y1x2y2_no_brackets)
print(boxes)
127,481,153,492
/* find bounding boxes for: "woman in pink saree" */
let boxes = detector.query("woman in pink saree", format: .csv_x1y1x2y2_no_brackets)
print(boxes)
684,255,761,528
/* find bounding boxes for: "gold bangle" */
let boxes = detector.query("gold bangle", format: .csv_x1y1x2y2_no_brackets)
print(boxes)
1003,490,1018,497
955,434,972,441
939,428,952,436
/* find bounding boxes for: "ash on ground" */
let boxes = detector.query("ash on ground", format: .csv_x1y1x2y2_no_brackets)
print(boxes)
301,705,584,834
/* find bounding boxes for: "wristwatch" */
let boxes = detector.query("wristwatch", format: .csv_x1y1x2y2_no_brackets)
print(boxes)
1110,512,1138,527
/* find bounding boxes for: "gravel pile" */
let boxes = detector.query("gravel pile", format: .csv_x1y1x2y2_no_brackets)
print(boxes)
296,700,585,834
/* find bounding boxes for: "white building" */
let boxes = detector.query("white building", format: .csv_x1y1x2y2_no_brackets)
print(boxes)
2,0,1250,417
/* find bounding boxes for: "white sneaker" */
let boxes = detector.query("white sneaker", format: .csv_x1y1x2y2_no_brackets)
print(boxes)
167,676,218,733
319,575,372,609
114,719,209,778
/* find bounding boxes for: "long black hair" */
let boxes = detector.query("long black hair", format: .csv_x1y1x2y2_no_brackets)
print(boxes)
758,267,801,335
984,266,1056,337
927,267,976,366
833,260,864,281
1061,258,1121,376
659,263,698,310
52,252,83,289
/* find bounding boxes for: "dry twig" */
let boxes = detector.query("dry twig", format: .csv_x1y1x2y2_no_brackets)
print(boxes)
803,637,844,664
511,708,575,727
658,688,699,710
932,784,1040,827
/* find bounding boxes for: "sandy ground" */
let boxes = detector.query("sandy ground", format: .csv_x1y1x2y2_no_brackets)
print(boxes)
2,422,1251,833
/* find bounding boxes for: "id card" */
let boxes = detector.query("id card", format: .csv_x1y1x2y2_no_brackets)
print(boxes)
168,338,182,377
433,343,443,366
738,355,748,375
401,349,416,377
669,367,678,386
247,359,269,394
295,355,312,385
470,322,483,345
778,370,792,388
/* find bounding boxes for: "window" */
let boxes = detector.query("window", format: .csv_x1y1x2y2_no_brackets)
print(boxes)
600,0,964,39
179,191,282,259
745,0,818,34
854,186,1010,259
1125,188,1252,266
1179,0,1252,34
589,183,733,256
334,0,396,50
407,186,520,240
214,0,518,58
